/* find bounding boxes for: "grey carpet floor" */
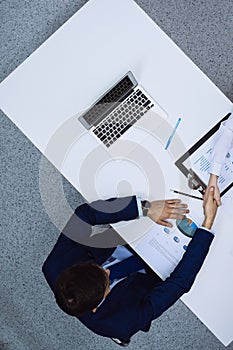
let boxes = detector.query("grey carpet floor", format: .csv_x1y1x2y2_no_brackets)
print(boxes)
0,1,233,350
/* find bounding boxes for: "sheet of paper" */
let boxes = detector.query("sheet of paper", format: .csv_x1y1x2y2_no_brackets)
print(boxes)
134,218,197,280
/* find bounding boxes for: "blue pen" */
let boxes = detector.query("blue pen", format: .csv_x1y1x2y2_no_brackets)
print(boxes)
165,117,181,150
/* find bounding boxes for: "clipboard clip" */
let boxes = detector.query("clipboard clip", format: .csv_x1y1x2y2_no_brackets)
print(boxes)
187,169,207,194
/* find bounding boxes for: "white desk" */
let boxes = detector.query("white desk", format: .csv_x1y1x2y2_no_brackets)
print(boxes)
0,0,232,345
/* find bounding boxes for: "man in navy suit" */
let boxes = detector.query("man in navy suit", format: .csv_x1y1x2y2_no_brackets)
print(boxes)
42,187,217,346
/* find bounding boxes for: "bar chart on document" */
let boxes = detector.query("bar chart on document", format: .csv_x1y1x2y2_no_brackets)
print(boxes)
184,133,233,194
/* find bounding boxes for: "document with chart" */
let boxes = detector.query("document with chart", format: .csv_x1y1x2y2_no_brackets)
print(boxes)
184,134,233,194
135,115,233,281
175,113,233,197
135,217,197,280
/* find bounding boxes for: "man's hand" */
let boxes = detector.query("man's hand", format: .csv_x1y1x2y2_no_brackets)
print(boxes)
202,186,218,230
204,174,221,206
147,199,189,228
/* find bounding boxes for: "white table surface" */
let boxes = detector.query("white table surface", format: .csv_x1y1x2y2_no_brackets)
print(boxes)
0,0,232,345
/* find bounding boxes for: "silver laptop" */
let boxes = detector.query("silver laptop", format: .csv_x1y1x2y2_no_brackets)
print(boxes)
78,71,167,148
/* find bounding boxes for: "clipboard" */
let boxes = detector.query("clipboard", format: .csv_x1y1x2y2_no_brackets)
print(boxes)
175,112,233,197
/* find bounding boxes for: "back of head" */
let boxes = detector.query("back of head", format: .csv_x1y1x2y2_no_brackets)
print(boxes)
54,261,109,316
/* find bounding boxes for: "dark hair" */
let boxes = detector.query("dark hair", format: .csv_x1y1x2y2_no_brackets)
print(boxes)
54,261,109,316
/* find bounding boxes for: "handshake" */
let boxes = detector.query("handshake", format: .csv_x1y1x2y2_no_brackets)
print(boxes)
146,186,218,230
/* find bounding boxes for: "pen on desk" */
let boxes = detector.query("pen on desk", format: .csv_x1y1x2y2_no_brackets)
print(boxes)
170,189,203,201
165,117,181,150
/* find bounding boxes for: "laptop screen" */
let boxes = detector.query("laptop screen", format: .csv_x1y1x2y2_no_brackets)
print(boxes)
79,72,137,129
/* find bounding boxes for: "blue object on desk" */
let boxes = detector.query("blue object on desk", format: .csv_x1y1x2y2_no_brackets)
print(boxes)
176,218,197,238
165,117,181,150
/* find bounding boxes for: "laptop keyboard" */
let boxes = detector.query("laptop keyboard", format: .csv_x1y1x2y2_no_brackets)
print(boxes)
93,89,154,147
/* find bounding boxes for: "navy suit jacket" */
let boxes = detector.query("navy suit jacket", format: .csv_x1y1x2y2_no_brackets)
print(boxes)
42,196,214,340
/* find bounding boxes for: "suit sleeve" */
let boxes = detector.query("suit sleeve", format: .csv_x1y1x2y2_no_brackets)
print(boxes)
62,196,139,244
145,228,214,320
74,196,139,225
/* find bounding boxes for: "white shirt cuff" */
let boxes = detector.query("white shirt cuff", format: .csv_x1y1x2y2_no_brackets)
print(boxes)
136,196,143,217
209,162,222,176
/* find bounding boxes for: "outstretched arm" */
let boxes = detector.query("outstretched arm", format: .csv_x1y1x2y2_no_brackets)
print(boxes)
73,196,139,226
143,187,218,321
64,196,189,243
